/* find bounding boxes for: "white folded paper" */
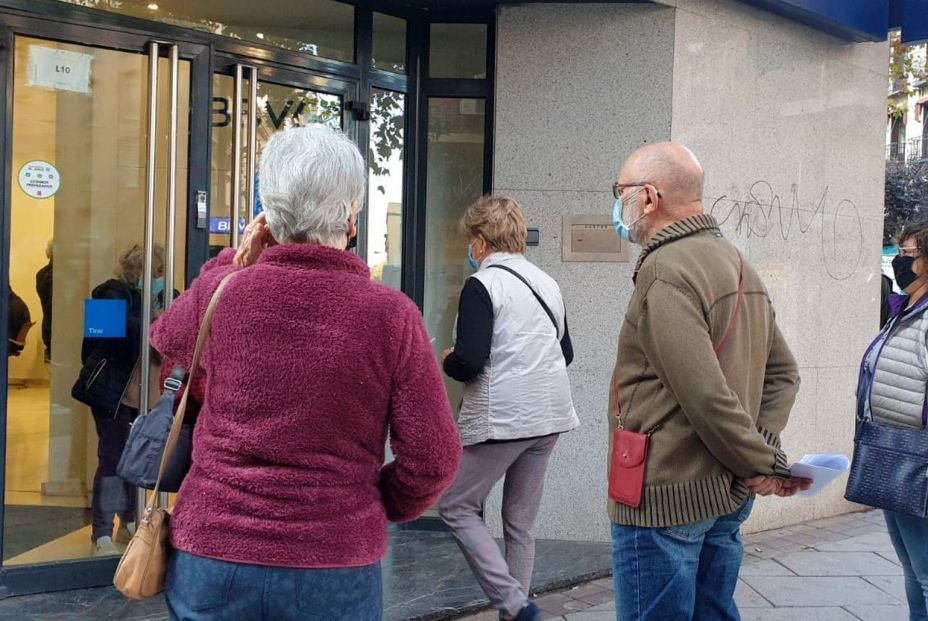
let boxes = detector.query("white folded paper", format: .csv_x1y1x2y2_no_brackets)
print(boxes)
788,454,850,497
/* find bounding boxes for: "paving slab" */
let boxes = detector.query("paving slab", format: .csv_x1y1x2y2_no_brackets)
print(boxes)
734,580,772,608
843,604,910,621
563,612,616,621
738,558,795,577
741,576,899,607
775,551,902,576
861,574,907,602
740,608,859,621
815,532,897,554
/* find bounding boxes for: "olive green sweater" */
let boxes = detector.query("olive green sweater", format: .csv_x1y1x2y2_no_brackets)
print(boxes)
608,214,797,528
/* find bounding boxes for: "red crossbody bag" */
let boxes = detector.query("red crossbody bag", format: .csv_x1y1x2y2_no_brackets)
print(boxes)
608,252,745,508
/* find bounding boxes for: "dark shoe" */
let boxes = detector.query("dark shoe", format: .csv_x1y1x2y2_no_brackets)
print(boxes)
514,601,542,621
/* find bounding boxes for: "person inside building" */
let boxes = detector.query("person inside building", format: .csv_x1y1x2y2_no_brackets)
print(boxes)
7,286,32,357
35,239,53,361
852,223,928,620
607,142,810,621
76,244,166,556
438,196,579,621
150,125,461,621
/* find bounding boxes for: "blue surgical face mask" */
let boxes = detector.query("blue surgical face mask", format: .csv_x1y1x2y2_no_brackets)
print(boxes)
612,190,645,244
138,277,165,296
467,244,480,271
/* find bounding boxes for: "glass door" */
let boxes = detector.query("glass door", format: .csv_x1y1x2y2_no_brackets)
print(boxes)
0,17,208,594
209,61,356,254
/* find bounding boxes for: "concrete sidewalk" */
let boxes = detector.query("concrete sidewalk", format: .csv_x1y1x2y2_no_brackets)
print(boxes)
458,510,909,621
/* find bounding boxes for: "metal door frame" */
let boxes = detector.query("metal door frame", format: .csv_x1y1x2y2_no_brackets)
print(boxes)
210,55,361,252
0,12,210,598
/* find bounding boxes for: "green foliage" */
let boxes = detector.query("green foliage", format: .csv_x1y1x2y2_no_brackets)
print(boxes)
889,33,928,118
885,161,928,246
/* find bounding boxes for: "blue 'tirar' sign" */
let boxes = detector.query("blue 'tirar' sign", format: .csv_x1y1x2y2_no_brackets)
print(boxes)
83,299,127,338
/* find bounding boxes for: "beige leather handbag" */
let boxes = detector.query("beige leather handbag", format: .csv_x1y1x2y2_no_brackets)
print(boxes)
113,271,238,600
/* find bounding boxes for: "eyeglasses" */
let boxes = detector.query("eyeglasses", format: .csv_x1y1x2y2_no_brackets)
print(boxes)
613,181,659,199
900,246,920,257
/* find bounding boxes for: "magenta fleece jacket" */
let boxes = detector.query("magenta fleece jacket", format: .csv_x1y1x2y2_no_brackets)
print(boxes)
150,245,462,568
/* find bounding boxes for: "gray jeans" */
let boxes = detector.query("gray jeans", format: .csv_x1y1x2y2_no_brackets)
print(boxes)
438,434,559,617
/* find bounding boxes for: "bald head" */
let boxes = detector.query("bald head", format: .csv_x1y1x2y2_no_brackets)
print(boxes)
620,142,704,213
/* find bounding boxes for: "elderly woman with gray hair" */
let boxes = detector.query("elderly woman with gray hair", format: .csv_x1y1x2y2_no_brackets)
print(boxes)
151,125,461,620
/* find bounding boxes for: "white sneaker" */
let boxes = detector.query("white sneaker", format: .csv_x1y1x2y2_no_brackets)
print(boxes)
114,522,136,545
92,536,119,556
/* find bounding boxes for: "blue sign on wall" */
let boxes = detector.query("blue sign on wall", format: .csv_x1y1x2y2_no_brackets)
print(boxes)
893,0,928,44
739,0,888,41
83,299,127,338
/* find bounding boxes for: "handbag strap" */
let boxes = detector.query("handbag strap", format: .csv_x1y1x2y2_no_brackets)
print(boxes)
143,270,239,517
614,250,745,427
486,264,560,336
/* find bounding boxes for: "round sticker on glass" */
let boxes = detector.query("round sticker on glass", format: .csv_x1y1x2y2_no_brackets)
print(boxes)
18,160,61,199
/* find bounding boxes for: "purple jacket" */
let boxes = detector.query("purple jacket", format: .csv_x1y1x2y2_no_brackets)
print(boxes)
150,245,461,568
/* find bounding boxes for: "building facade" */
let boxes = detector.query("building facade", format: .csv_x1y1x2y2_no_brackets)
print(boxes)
0,0,916,599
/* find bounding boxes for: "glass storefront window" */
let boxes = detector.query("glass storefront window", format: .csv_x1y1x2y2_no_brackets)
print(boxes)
429,24,487,79
209,73,344,254
56,0,356,63
372,13,406,74
423,98,486,411
4,36,189,565
367,89,405,290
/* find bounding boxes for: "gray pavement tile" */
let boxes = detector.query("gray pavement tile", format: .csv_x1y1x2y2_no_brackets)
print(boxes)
567,585,614,607
739,558,796,577
876,551,903,566
815,532,897,553
587,601,616,613
741,577,899,607
535,592,594,616
563,613,616,621
843,604,909,621
735,580,772,608
862,574,907,602
740,608,859,621
590,578,614,591
775,551,902,577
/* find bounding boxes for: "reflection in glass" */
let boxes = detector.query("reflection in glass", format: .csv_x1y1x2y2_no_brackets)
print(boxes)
5,37,189,565
210,74,343,253
368,90,405,290
373,13,407,74
430,24,488,79
423,98,486,412
57,0,356,63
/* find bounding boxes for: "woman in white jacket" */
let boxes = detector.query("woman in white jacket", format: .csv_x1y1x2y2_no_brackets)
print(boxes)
439,196,579,621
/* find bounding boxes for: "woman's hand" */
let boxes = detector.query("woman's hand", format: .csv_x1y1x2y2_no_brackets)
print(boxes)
441,348,454,363
234,213,276,268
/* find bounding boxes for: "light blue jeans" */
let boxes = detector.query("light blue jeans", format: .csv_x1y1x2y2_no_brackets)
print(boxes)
165,549,382,620
611,498,754,621
884,510,928,621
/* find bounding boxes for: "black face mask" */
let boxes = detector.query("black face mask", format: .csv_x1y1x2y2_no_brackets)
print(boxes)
345,234,358,251
893,255,919,290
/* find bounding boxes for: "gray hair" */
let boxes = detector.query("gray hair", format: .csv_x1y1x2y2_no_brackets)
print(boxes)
259,125,366,246
116,244,164,285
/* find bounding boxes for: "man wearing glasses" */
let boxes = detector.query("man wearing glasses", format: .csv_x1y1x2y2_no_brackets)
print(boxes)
607,142,810,620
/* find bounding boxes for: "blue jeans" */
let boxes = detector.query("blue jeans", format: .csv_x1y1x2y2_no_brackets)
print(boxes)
884,510,928,621
165,550,382,621
611,498,754,621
